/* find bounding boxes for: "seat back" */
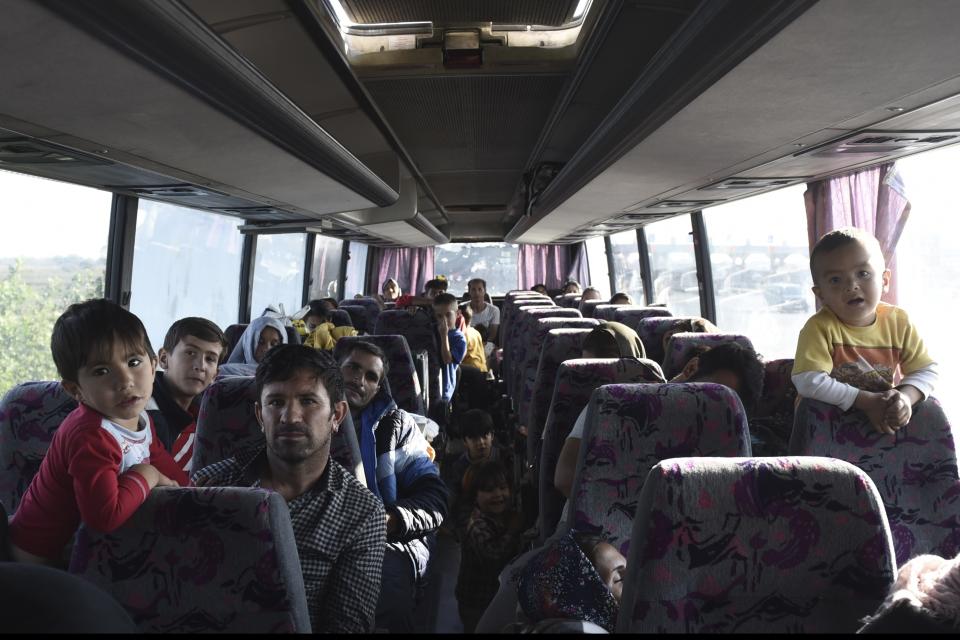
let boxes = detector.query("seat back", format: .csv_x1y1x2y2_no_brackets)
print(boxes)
612,306,673,332
618,456,896,633
334,335,424,415
662,332,756,379
373,309,442,415
329,308,353,327
788,396,960,565
339,305,368,334
593,303,630,321
70,487,312,633
568,383,752,550
501,301,555,385
509,307,583,398
634,316,708,365
578,299,604,318
0,381,76,512
192,376,363,484
749,358,797,456
537,359,666,540
340,297,380,334
558,294,581,308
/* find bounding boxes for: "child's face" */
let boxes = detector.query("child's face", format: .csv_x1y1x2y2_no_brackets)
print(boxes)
476,481,510,515
812,240,890,327
255,327,283,363
434,301,457,329
159,335,223,402
464,432,493,461
64,339,157,430
588,542,627,603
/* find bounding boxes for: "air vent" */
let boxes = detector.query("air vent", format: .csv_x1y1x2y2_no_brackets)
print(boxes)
127,185,221,198
800,130,960,158
703,177,800,190
0,139,109,166
650,200,717,209
215,206,303,221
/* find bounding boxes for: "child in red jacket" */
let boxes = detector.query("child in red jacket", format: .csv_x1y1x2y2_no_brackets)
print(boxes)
9,299,188,566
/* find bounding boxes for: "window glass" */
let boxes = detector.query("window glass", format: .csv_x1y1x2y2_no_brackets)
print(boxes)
894,144,960,429
250,233,306,318
645,215,700,316
609,229,644,303
307,235,344,301
702,184,812,359
584,236,611,298
0,170,110,394
130,200,242,349
343,241,368,299
434,242,518,296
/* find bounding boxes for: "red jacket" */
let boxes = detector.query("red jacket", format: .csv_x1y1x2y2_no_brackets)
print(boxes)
9,403,189,560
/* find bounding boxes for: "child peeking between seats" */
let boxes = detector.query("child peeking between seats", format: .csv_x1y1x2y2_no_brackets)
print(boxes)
8,299,189,567
792,227,938,434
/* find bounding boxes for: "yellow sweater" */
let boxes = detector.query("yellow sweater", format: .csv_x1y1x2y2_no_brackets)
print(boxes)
304,323,358,351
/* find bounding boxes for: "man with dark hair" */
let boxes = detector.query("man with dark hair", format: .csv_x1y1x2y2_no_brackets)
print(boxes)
194,345,386,633
148,317,228,473
681,342,765,413
465,278,500,343
423,278,449,298
338,341,449,633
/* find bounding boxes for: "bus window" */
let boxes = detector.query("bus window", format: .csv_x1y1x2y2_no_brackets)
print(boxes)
307,235,344,301
250,233,306,318
893,143,960,429
702,184,812,359
609,229,644,303
130,200,242,349
645,215,700,316
0,170,110,395
342,241,367,299
584,236,611,298
434,242,518,296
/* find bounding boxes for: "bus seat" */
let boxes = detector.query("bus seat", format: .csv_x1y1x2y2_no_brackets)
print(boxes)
507,307,582,399
788,396,960,565
662,331,755,380
501,302,561,393
333,335,424,415
593,303,632,321
537,359,665,542
749,359,797,456
339,305,368,334
193,376,364,485
578,299,604,318
225,323,300,353
69,486,312,633
618,456,895,633
611,306,674,333
373,309,444,421
566,383,751,550
329,308,353,327
500,298,554,365
634,316,712,365
0,381,76,513
517,318,600,431
340,297,380,334
556,294,581,308
505,290,549,301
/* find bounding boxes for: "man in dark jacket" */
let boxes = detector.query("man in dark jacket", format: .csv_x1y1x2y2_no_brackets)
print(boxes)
339,340,449,632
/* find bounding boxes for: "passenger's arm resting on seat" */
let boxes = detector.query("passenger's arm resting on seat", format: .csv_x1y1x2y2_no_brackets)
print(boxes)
791,371,860,410
319,504,387,633
389,473,449,541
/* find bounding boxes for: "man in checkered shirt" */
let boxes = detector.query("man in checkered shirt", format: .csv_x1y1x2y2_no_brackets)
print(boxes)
194,345,386,633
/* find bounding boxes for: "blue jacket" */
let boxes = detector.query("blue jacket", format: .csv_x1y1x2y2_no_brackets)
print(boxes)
355,386,448,578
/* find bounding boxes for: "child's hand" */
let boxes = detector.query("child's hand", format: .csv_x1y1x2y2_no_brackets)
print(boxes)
855,390,897,435
884,389,912,428
129,463,179,489
154,472,180,488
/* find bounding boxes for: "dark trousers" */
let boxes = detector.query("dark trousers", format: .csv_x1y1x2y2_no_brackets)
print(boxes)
375,546,417,632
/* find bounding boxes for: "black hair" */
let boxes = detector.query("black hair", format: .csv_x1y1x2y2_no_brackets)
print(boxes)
162,317,229,363
255,344,344,407
475,324,489,343
460,304,473,322
306,299,332,321
51,299,155,383
460,408,495,440
689,342,764,413
341,340,390,379
609,292,633,305
581,327,621,358
425,278,448,293
319,297,339,310
809,227,884,281
462,459,511,504
433,292,458,307
468,278,487,290
532,284,547,293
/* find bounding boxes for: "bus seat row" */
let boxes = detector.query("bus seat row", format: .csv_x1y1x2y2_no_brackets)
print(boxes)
749,358,798,456
338,304,368,333
555,293,581,308
374,308,444,420
339,297,381,334
661,331,755,379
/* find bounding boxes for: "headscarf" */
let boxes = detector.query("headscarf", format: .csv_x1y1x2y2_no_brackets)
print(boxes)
226,316,287,364
516,531,620,632
585,321,645,360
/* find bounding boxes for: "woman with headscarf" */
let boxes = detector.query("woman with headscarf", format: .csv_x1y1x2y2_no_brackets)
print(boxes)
218,315,287,377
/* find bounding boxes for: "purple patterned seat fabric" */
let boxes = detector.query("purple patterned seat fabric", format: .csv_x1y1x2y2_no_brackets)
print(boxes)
501,300,555,386
340,297,380,334
334,335,424,415
618,456,896,633
611,306,673,332
508,307,583,399
0,381,76,512
193,376,363,484
593,304,631,321
339,305,368,334
578,300,604,318
634,316,708,365
373,309,442,414
536,359,666,541
749,358,797,456
662,332,756,379
788,396,960,565
70,487,311,633
568,383,752,550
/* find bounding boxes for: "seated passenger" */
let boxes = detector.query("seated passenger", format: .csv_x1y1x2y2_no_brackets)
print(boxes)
531,283,548,296
338,341,448,632
514,531,625,633
433,292,467,405
193,345,385,633
456,460,524,633
223,315,286,367
658,316,720,359
302,299,357,351
377,277,401,306
609,291,634,305
395,276,449,311
459,305,488,373
580,287,603,303
859,552,960,633
562,280,582,295
465,278,501,343
443,409,513,535
147,317,228,474
792,227,937,434
8,300,188,566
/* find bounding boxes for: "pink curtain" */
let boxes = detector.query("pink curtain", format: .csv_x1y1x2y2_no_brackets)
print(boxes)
372,247,435,297
804,163,911,304
517,244,571,289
